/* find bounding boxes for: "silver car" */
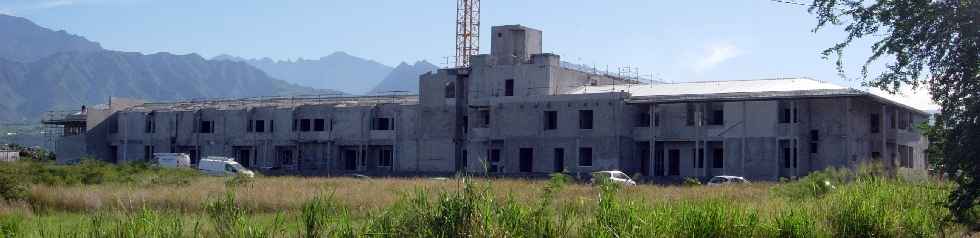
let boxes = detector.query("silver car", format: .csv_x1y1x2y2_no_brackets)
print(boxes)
706,175,750,186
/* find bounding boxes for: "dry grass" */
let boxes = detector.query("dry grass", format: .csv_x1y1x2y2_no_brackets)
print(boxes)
23,176,774,215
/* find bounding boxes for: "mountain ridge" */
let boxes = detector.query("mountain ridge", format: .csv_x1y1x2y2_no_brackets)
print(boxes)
0,14,103,62
368,61,439,94
212,52,394,94
0,14,332,122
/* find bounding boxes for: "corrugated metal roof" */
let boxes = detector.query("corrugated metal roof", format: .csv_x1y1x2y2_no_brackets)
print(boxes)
570,78,930,114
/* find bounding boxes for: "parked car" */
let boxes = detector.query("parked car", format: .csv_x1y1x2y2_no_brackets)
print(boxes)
343,173,371,179
590,170,637,186
153,153,191,168
198,156,254,177
706,176,750,186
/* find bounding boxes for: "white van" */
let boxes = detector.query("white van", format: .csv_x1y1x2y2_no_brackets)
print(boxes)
153,153,191,168
197,156,255,177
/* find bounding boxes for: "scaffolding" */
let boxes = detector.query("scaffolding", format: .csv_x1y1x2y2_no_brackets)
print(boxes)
40,110,84,153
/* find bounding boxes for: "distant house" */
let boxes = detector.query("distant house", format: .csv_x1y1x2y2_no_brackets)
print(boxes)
0,150,18,162
43,24,930,181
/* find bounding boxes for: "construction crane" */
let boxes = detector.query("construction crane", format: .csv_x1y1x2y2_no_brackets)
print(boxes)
455,0,479,68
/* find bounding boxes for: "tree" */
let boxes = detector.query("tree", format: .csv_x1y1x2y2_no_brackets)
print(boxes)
808,0,979,222
918,119,946,170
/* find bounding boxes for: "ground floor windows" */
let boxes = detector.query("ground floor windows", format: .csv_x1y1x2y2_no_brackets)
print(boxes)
669,149,680,176
712,148,724,169
654,149,664,176
780,140,798,169
276,147,295,167
519,148,533,172
379,149,393,167
489,149,501,173
143,145,154,162
553,148,564,172
578,147,593,167
342,149,356,171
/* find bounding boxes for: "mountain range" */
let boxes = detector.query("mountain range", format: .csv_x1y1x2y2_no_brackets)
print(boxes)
0,14,327,122
212,54,438,95
0,14,440,123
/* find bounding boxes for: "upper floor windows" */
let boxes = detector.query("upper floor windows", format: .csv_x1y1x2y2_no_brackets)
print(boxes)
686,104,696,126
579,110,594,130
314,119,326,131
870,113,881,133
372,117,393,131
544,111,558,130
474,110,490,128
778,101,800,124
247,120,275,133
445,82,456,98
779,108,799,123
197,120,214,134
635,110,651,127
144,114,156,133
504,79,515,97
707,103,724,125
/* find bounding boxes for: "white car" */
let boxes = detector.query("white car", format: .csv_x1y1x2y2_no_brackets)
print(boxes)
591,170,637,186
706,175,750,186
198,156,255,177
153,153,191,168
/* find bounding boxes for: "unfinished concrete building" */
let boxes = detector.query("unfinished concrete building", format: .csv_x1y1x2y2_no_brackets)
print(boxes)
44,25,930,180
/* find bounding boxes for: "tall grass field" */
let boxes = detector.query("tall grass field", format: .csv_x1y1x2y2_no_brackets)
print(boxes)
0,160,971,237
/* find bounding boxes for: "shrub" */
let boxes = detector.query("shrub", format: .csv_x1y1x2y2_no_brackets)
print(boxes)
0,174,28,202
773,169,841,200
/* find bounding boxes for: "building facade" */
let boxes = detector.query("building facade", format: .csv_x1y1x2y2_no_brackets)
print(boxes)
44,25,930,181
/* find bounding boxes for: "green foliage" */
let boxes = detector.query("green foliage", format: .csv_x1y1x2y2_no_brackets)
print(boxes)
773,207,825,238
0,174,28,202
0,214,23,238
918,121,945,170
683,177,702,186
773,168,846,200
824,179,949,237
83,209,187,238
0,159,200,187
582,192,771,237
809,0,980,223
0,173,964,237
300,195,352,238
224,174,255,188
204,192,285,238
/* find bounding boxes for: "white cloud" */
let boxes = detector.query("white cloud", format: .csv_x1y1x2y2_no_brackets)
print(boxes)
36,0,75,9
693,42,741,73
0,0,140,13
869,86,940,112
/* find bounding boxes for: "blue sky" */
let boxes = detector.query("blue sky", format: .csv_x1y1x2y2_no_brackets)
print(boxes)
0,0,938,110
